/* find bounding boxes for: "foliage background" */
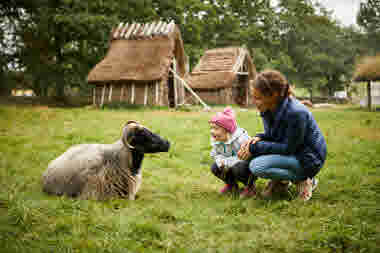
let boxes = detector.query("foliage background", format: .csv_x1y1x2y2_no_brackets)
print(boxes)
1,0,379,99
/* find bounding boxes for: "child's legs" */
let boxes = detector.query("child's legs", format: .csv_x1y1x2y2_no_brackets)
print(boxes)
210,163,236,185
230,161,257,186
249,155,306,182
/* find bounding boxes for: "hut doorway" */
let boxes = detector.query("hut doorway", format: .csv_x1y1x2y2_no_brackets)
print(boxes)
167,59,179,108
168,69,175,108
236,73,249,106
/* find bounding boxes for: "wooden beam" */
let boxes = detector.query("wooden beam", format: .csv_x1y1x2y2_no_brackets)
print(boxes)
120,23,129,37
367,81,372,111
100,85,105,107
140,23,149,36
131,83,135,104
144,85,148,106
169,68,210,111
173,59,178,106
146,22,156,37
160,22,168,34
108,84,113,102
120,84,124,101
114,22,123,39
168,21,175,34
153,21,163,35
246,84,249,106
163,22,171,35
132,23,141,37
155,81,159,105
125,23,136,39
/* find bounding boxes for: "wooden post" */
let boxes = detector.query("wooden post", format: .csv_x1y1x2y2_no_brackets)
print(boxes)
173,59,178,107
100,85,106,107
120,84,124,101
155,81,159,105
131,83,135,104
246,84,249,106
169,68,210,111
93,87,96,106
367,81,372,111
144,85,148,106
109,84,113,102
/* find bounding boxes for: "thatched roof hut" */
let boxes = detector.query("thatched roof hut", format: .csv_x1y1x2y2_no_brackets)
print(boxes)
353,55,380,82
353,54,380,110
87,21,188,107
185,47,256,106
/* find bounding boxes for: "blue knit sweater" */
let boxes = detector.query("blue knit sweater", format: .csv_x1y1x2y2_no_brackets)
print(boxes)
250,97,327,179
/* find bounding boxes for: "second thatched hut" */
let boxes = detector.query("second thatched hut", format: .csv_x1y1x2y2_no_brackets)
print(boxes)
185,47,256,106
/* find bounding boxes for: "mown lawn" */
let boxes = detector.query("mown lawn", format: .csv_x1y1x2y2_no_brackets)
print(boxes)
0,102,379,253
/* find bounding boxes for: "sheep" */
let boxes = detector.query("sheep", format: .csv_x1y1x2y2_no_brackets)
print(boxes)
42,121,170,200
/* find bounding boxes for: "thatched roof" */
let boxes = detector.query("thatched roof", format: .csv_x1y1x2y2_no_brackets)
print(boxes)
186,47,256,89
354,54,380,82
87,21,187,84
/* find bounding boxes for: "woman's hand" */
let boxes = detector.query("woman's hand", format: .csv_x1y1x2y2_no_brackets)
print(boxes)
238,137,261,160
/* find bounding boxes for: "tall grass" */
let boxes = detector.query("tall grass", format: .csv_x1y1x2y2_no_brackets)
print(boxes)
0,103,379,252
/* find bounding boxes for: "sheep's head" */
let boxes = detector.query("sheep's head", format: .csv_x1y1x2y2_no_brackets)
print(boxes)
122,121,170,153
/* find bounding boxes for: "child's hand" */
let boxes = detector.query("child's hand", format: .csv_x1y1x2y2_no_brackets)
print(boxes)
250,137,261,145
220,162,229,172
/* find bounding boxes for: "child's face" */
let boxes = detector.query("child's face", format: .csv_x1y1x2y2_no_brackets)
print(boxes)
210,123,229,142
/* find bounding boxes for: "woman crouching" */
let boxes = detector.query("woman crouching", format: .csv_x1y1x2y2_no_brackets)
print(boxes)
238,70,327,201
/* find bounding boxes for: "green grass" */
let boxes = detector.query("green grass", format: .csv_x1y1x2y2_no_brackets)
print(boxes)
0,102,379,253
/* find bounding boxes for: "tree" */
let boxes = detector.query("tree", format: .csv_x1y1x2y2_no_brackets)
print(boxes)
357,0,380,54
273,0,360,99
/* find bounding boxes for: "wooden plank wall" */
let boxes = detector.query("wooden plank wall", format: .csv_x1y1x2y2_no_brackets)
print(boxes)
94,82,164,106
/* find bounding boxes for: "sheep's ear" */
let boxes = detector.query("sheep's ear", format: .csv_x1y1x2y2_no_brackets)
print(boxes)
122,121,142,149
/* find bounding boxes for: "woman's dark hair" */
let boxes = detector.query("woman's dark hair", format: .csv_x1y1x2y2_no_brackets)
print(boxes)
252,70,292,98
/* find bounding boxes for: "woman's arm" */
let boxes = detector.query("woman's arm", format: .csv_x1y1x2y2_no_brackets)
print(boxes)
250,111,308,155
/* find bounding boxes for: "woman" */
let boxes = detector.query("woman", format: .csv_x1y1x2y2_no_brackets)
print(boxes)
238,70,327,201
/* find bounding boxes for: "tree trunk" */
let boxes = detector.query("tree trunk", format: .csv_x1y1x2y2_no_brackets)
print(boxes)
309,88,313,103
367,81,372,111
56,82,65,98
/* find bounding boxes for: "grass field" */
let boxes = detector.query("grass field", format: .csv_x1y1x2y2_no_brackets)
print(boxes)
0,101,379,253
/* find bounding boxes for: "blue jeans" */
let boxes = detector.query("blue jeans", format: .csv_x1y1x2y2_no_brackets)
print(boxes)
249,155,306,182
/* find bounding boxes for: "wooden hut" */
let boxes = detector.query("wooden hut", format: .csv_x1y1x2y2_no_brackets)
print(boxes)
185,47,256,106
87,21,187,107
353,54,380,110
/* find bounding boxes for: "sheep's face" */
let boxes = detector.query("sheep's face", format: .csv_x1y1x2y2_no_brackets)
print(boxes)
123,121,170,153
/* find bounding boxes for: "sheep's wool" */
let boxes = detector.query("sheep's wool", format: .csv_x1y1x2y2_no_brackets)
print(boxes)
43,140,140,200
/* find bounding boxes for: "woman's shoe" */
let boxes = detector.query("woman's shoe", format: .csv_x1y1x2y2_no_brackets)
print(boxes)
261,180,290,198
296,178,313,201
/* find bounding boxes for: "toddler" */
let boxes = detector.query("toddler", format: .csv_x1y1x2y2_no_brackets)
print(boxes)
209,107,257,198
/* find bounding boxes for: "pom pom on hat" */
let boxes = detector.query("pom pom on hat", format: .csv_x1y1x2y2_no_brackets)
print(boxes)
209,107,237,133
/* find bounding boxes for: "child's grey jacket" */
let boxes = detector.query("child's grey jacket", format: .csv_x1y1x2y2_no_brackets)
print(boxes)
210,127,251,169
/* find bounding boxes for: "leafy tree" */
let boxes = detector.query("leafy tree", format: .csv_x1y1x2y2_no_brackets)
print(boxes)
0,0,367,101
273,0,360,98
357,0,380,54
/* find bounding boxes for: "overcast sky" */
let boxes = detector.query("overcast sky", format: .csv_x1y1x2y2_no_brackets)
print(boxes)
316,0,361,27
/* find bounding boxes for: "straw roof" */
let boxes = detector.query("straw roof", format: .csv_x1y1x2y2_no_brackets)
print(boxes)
87,21,186,84
186,47,256,89
353,54,380,82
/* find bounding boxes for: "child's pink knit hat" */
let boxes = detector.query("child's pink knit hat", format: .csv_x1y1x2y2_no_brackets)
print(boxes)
209,107,237,133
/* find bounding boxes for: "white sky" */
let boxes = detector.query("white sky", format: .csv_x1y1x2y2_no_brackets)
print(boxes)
316,0,361,27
